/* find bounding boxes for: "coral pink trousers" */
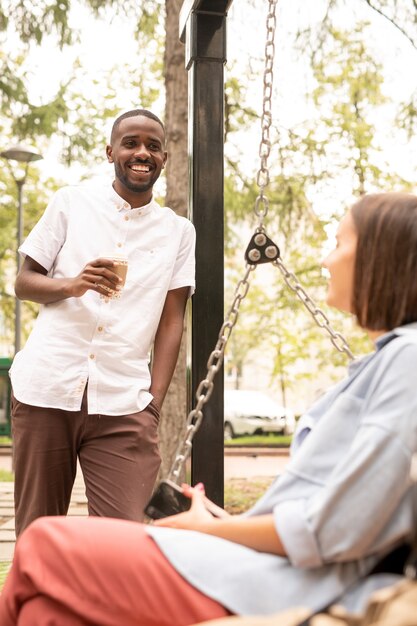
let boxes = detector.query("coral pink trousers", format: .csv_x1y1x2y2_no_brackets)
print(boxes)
0,516,231,626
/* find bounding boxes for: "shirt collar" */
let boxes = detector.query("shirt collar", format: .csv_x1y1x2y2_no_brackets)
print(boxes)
375,322,417,350
347,323,417,376
107,181,155,215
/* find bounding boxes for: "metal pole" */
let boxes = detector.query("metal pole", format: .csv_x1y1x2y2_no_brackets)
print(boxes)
14,179,24,355
0,145,42,356
180,0,234,506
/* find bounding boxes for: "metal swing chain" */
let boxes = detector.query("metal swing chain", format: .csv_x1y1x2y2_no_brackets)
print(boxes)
167,0,352,483
273,259,354,359
249,0,354,361
254,0,277,226
167,0,278,483
168,265,256,482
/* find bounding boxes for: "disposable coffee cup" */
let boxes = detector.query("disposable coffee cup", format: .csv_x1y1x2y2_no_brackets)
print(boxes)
100,254,128,300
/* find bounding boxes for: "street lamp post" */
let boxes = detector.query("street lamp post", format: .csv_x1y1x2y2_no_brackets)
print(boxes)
0,144,43,355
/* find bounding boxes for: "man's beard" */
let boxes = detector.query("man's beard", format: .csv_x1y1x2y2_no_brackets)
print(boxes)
114,162,156,193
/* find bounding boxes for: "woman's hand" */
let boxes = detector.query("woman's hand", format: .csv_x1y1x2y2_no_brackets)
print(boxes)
154,483,286,556
154,483,216,531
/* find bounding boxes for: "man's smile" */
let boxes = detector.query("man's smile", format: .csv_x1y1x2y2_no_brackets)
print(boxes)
128,162,152,174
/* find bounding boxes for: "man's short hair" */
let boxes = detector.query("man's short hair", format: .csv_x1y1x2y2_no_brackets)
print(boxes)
351,192,417,330
110,109,165,143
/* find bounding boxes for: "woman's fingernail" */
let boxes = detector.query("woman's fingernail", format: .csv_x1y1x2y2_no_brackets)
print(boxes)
195,482,205,491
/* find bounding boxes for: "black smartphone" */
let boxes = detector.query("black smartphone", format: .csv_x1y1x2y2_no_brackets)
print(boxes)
145,480,191,520
144,479,229,520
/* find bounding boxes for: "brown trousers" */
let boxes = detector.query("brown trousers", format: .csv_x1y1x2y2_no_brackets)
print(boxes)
11,389,161,536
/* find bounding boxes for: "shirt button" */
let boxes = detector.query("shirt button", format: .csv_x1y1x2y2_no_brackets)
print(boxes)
123,202,129,209
124,215,129,221
117,242,122,248
97,326,103,332
89,354,95,360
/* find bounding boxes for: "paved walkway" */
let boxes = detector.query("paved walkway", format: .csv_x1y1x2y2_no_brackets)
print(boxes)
0,448,289,563
0,468,88,562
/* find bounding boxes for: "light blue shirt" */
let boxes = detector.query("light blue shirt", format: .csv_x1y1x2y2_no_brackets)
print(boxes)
147,324,417,616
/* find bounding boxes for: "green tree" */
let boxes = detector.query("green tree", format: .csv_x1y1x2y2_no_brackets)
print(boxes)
221,19,407,403
310,23,411,194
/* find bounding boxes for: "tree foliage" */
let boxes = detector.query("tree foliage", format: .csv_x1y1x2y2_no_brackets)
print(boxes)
222,4,415,403
310,22,411,194
0,0,164,161
361,0,417,50
0,0,416,412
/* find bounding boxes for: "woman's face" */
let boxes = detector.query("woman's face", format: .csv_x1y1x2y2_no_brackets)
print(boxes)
322,211,358,313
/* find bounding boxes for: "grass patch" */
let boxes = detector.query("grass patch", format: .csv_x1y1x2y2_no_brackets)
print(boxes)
0,468,13,481
0,562,11,590
0,436,11,445
224,476,274,514
225,434,292,446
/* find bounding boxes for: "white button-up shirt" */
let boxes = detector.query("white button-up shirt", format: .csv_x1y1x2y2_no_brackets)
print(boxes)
10,179,196,415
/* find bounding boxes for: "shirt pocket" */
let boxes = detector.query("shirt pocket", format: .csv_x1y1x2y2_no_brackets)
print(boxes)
289,391,364,484
127,248,171,289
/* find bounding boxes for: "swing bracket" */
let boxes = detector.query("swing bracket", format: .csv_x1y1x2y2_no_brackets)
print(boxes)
244,229,280,265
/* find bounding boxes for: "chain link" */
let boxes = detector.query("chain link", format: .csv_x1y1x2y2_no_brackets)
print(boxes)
253,0,352,360
168,265,256,482
254,0,277,224
274,258,354,360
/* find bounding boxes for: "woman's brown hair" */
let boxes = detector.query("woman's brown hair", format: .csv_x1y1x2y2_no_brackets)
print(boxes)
351,192,417,330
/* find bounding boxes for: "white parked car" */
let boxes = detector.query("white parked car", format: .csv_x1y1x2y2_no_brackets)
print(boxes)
224,390,295,440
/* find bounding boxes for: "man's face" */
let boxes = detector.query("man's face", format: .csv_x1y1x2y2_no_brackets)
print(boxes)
106,116,167,197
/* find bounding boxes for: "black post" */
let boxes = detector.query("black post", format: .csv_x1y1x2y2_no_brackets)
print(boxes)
180,0,233,506
15,179,24,355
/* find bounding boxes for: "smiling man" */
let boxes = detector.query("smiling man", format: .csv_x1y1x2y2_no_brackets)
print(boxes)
107,111,167,200
9,109,196,536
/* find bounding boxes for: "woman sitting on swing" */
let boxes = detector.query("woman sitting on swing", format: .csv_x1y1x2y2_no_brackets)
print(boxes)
1,191,417,626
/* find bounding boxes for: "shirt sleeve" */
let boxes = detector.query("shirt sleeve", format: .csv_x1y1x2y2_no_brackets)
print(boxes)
168,218,196,296
19,187,69,272
274,341,417,569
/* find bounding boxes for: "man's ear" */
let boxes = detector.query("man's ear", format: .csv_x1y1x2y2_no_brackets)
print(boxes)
106,145,113,163
162,151,168,168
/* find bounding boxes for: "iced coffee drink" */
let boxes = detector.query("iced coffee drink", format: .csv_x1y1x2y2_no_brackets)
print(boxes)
100,255,128,300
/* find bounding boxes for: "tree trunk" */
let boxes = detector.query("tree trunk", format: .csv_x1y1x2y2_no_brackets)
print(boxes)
158,0,189,478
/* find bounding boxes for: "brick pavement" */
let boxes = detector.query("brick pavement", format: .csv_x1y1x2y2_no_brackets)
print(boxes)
0,468,88,563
